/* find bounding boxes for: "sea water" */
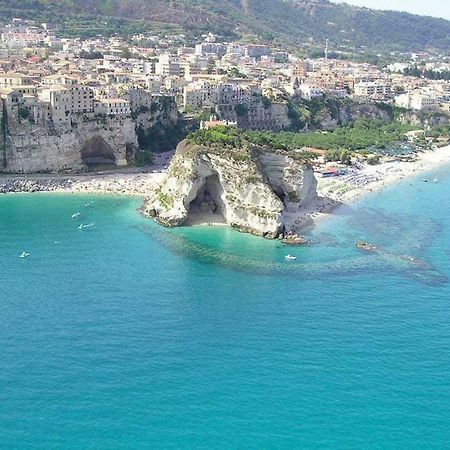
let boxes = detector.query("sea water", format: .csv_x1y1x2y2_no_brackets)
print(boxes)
1,165,450,448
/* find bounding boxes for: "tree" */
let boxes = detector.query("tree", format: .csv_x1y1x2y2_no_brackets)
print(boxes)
206,58,216,74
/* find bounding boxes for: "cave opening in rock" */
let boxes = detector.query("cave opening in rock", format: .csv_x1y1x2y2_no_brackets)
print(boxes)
81,136,117,170
185,173,227,225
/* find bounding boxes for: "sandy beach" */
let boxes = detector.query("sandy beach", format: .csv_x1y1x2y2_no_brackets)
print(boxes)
63,172,166,197
61,150,171,196
297,145,450,230
2,145,450,232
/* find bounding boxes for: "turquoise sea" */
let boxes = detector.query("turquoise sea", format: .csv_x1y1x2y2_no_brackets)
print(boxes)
2,165,450,448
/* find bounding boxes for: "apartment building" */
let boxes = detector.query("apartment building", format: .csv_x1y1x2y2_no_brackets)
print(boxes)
39,85,95,123
95,98,131,116
395,91,439,110
0,73,34,88
354,81,391,99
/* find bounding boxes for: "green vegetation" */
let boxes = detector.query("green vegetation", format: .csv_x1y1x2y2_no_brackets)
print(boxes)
325,149,352,165
426,124,450,139
367,155,381,165
234,104,248,117
134,149,154,167
134,97,189,154
231,152,248,162
80,50,104,59
2,0,450,54
136,121,188,153
404,66,450,81
157,191,174,210
245,175,260,184
188,119,418,152
286,97,399,132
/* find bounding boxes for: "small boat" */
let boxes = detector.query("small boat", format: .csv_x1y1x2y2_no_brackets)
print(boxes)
71,212,81,219
434,178,438,183
285,254,297,261
19,252,30,258
422,179,428,183
78,223,95,230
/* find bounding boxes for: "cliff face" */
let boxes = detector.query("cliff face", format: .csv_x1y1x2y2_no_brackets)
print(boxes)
131,94,187,153
303,100,394,131
397,111,450,127
3,114,137,173
1,93,184,173
301,100,450,131
143,140,317,238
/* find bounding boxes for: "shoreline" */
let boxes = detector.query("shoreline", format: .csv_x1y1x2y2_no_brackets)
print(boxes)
0,150,174,197
1,145,450,233
296,144,450,231
0,173,165,197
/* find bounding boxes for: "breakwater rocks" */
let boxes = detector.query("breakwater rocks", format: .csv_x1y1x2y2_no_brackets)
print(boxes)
0,172,164,196
0,178,74,194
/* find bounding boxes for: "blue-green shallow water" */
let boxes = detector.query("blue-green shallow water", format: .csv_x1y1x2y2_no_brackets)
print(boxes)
1,165,450,449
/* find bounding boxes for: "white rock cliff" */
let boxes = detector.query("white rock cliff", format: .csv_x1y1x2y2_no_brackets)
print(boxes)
144,140,318,238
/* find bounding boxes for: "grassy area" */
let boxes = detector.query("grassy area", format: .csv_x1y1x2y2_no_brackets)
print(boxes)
187,119,419,152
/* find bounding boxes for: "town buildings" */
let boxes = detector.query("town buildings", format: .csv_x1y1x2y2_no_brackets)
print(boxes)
0,17,449,134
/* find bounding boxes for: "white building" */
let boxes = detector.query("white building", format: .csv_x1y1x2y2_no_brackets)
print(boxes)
298,84,323,100
395,91,439,111
195,43,226,57
155,53,182,77
183,81,258,109
0,73,34,88
354,81,391,100
39,85,95,123
95,98,131,116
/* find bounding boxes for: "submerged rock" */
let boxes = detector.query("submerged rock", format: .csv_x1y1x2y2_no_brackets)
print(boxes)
281,234,308,246
356,241,378,251
143,140,318,238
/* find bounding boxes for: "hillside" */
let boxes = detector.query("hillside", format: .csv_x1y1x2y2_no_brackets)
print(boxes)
1,0,450,53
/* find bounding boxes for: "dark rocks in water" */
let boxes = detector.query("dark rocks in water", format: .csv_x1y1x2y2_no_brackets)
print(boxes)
0,178,74,194
281,234,308,246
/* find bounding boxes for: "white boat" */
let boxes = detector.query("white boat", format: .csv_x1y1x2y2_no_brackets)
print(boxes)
285,254,297,261
434,178,438,183
78,223,95,230
19,252,30,258
71,212,81,219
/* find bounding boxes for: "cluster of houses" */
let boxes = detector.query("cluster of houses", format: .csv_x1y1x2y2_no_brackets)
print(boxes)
1,17,449,133
0,72,133,128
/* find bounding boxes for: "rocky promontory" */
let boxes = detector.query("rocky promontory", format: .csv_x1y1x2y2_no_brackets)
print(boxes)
143,138,318,238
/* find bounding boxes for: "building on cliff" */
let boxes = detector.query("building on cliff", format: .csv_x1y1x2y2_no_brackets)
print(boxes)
0,83,183,173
